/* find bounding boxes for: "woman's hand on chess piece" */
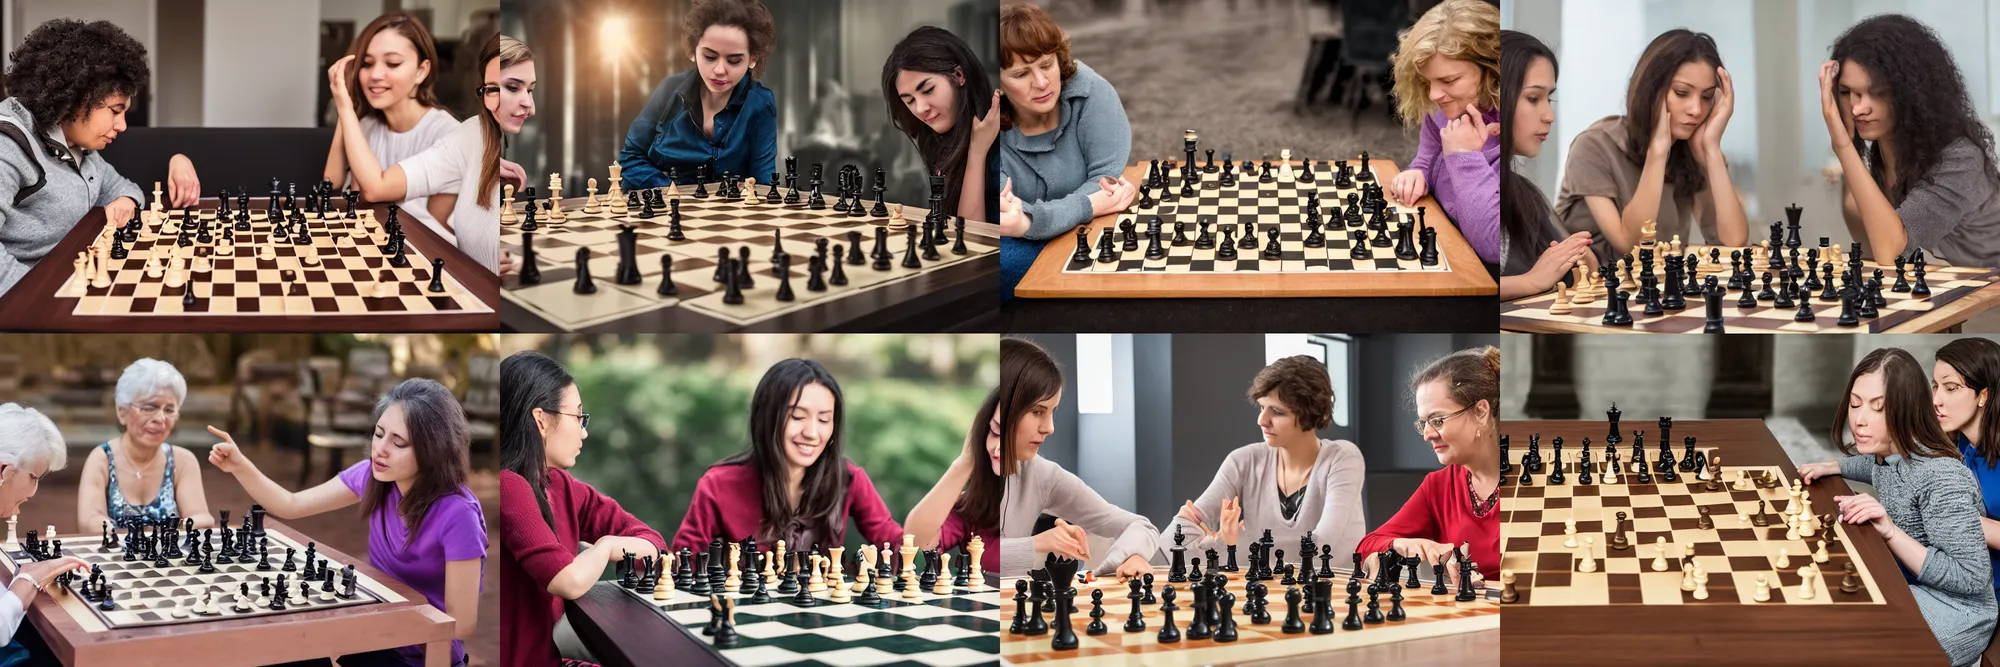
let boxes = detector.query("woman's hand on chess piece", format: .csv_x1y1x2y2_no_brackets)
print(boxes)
592,536,659,562
1796,461,1840,483
167,154,202,208
1113,554,1150,580
11,556,85,600
204,426,255,475
103,197,137,227
1034,518,1090,563
499,252,518,276
1439,103,1495,156
499,159,527,190
998,177,1029,237
1389,169,1426,206
1836,493,1897,536
1526,232,1594,292
1388,537,1458,571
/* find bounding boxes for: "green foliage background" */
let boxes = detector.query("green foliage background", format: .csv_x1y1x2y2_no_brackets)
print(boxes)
545,335,996,553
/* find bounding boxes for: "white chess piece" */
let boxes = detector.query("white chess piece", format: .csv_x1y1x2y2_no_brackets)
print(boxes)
1753,574,1771,602
1651,537,1668,572
1814,538,1830,564
933,553,953,595
1797,565,1817,600
1784,514,1800,541
1577,537,1596,573
6,516,16,547
1562,519,1577,548
170,597,191,618
1775,547,1790,569
1679,564,1696,592
968,536,986,591
1692,569,1709,600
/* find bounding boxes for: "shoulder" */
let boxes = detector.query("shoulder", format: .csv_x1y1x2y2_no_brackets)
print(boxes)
438,486,485,520
1317,439,1364,464
697,460,757,488
843,459,871,482
1220,443,1269,468
1067,62,1110,96
1911,453,1980,482
743,80,777,112
1571,117,1629,151
170,445,200,467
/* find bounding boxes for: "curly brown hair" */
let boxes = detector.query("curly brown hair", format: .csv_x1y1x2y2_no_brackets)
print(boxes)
999,0,1076,130
7,19,149,132
1249,356,1334,432
685,0,776,79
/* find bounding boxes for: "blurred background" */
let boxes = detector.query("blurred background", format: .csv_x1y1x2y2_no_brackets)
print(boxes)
0,333,503,666
502,0,1000,207
1006,333,1496,556
1503,0,2000,249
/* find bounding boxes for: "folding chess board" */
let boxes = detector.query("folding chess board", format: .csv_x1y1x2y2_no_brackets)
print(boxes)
0,528,403,632
58,206,492,317
501,179,999,331
1062,158,1448,275
1501,244,2000,333
1000,566,1498,667
1499,444,1886,607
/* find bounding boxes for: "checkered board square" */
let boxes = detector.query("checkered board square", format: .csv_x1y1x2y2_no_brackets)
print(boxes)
1498,444,1886,607
616,575,1000,667
61,208,492,316
502,184,998,330
0,529,403,632
1001,566,1497,667
1501,244,2000,333
1062,160,1448,274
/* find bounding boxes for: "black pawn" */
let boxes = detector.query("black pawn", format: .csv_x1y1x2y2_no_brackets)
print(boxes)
1156,586,1179,643
1282,586,1306,634
1213,591,1239,642
1086,588,1107,636
829,245,849,286
183,278,199,309
806,255,827,292
902,225,923,269
657,255,678,295
427,258,447,293
518,232,542,284
873,228,893,271
774,257,795,302
721,259,745,305
571,247,596,294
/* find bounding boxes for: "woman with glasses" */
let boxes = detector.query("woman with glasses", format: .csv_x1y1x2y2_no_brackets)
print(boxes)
1162,355,1367,569
498,351,665,667
0,404,89,665
76,358,217,532
1355,346,1500,584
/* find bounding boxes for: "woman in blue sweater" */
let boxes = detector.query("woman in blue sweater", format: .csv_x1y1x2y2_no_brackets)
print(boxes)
1933,338,2000,605
618,0,777,190
995,0,1135,301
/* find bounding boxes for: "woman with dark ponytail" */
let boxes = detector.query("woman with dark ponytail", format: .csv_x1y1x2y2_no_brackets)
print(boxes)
1498,30,1593,300
498,351,664,667
1933,338,2000,603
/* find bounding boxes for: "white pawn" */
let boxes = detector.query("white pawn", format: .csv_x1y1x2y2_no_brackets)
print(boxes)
1679,564,1696,592
1651,537,1668,572
1563,519,1578,548
1775,547,1790,569
1692,569,1709,600
657,553,677,601
170,597,191,618
1784,514,1800,541
1577,537,1596,573
933,553,953,595
1753,574,1771,602
1797,565,1817,600
1737,512,1751,526
1814,538,1830,564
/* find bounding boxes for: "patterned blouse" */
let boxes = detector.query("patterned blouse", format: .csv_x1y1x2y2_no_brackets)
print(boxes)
102,441,179,524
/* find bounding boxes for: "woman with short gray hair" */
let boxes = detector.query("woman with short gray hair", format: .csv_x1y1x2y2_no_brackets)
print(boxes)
0,404,89,662
76,358,215,533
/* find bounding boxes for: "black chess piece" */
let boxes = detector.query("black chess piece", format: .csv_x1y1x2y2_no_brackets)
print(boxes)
1155,585,1180,643
720,259,745,305
1213,590,1239,642
901,224,923,269
735,246,756,288
1123,578,1146,632
774,256,796,302
1086,588,1108,636
1050,584,1079,650
1282,585,1306,634
571,247,596,294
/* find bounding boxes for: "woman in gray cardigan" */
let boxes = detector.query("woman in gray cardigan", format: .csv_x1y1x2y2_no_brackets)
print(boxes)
1800,347,1997,666
996,1,1137,300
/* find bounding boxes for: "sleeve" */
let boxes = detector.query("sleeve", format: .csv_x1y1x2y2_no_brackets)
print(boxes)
746,93,779,186
1312,443,1369,560
1356,467,1441,555
395,124,471,200
438,494,490,563
1559,128,1625,200
1043,461,1161,574
1914,471,1996,596
670,471,722,554
88,155,143,210
1162,451,1244,556
337,459,372,498
1000,535,1036,577
0,159,32,297
1406,112,1443,181
845,466,907,548
1838,454,1876,485
1439,150,1501,264
570,476,665,551
1895,144,1987,257
498,471,575,589
0,589,21,644
936,509,968,553
619,81,676,191
1019,87,1133,241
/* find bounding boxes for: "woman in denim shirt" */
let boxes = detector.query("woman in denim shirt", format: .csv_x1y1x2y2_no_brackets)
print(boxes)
619,0,778,190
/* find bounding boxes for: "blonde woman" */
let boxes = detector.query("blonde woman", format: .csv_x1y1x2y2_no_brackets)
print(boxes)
1386,0,1501,268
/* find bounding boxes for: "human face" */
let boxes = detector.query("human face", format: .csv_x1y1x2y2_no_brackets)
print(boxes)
781,383,836,472
358,30,430,112
1415,380,1483,466
897,68,961,134
484,57,536,134
1663,62,1718,141
0,462,49,518
539,384,587,469
1836,60,1892,142
62,94,130,151
369,402,419,486
1934,361,1984,437
691,25,754,96
1512,56,1555,158
118,390,179,448
995,389,1060,472
1255,395,1305,445
1848,370,1891,455
1000,53,1060,120
1422,56,1483,121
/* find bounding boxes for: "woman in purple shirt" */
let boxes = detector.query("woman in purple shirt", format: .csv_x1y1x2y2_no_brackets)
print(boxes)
1387,0,1500,270
207,379,485,667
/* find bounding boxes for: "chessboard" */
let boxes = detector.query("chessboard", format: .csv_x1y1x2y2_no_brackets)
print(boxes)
1000,563,1499,667
1498,436,1886,608
1501,239,2000,334
1060,152,1448,275
599,536,999,667
501,165,1000,332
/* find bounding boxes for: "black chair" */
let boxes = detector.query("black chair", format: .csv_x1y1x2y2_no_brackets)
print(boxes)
98,127,336,201
1334,0,1407,129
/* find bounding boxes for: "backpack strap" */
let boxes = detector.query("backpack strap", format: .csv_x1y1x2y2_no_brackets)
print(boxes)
0,121,47,208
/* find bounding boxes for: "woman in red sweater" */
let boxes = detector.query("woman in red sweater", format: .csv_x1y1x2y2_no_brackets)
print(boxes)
671,358,905,556
1356,346,1502,585
498,351,667,667
903,389,1001,574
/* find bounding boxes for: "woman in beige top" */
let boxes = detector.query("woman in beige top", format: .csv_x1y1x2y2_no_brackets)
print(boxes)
1556,29,1748,262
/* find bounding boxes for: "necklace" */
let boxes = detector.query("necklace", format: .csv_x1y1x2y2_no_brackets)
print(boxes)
121,441,163,483
1467,473,1498,517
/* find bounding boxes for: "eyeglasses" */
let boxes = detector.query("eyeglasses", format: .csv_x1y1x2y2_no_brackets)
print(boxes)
479,84,502,98
129,403,179,418
1413,407,1471,435
556,410,589,429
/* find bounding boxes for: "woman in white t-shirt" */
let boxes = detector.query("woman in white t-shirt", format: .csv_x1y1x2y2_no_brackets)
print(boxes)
323,12,459,239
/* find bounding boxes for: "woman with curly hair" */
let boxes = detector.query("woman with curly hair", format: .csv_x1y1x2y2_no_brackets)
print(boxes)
1819,15,2000,267
1355,346,1499,585
1387,0,1501,269
1556,29,1749,262
0,19,202,297
323,12,461,238
620,0,777,190
1162,354,1366,574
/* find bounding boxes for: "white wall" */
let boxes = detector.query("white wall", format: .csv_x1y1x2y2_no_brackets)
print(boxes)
202,0,318,127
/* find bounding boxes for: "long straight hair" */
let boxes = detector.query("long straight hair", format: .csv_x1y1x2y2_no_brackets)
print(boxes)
1936,338,2000,467
997,338,1064,476
479,35,533,210
717,359,848,545
954,390,1002,531
1621,30,1722,198
881,27,994,217
500,350,572,530
348,12,442,122
1832,348,1961,461
360,379,470,548
1499,30,1560,272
